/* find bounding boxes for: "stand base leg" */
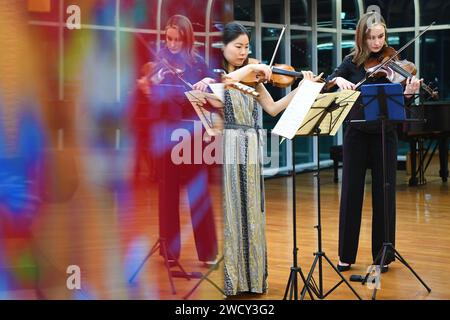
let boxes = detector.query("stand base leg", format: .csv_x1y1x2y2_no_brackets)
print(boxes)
128,238,192,295
362,243,431,300
301,252,362,300
183,256,225,300
283,265,315,300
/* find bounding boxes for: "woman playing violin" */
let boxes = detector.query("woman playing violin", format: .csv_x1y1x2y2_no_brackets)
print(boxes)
327,11,422,273
136,14,218,266
221,22,322,296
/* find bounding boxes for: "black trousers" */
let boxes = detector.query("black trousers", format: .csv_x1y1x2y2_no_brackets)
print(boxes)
157,120,218,262
339,126,397,264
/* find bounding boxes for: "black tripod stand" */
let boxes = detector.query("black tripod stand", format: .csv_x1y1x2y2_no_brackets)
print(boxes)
183,255,225,299
129,237,197,295
283,138,315,300
300,126,362,300
277,89,361,300
356,85,431,300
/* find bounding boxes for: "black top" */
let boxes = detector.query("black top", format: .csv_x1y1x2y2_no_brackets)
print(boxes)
150,48,215,120
327,53,399,133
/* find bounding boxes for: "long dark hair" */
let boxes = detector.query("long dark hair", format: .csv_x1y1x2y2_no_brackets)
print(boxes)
165,14,197,66
222,22,251,72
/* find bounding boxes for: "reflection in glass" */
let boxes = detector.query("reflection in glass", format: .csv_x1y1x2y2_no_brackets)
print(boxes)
420,0,450,25
261,27,286,167
120,0,158,29
341,0,358,30
420,30,450,101
290,0,311,26
291,30,313,164
317,0,336,28
261,0,285,24
234,0,254,21
363,0,414,28
160,0,207,32
317,32,337,159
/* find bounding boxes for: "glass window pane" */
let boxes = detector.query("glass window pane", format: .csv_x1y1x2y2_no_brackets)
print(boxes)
120,32,157,94
211,0,226,32
261,0,285,24
209,36,224,70
161,0,207,32
234,0,254,21
291,30,312,85
262,27,286,167
420,30,450,101
294,137,313,164
317,0,336,28
317,33,336,76
120,0,158,29
261,27,285,65
290,29,313,164
420,0,450,25
387,32,415,61
342,34,355,58
341,0,358,30
363,0,414,28
261,26,285,113
290,0,311,26
317,32,338,158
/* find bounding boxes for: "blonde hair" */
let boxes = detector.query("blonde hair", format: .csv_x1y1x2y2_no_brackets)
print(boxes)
165,15,197,65
351,12,387,66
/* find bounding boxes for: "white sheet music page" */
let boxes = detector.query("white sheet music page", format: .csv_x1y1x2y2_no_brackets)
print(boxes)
208,83,225,102
272,80,325,140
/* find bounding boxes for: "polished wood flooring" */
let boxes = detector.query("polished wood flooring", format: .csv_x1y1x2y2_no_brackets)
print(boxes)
3,164,449,300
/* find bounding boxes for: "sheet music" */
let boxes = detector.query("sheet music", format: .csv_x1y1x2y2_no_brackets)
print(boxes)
208,83,225,102
296,90,360,136
184,90,224,136
272,80,325,140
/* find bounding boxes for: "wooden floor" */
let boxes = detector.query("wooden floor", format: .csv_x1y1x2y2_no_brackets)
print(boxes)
2,164,449,300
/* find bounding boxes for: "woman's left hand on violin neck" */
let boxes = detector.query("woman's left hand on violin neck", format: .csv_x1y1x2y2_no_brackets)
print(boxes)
299,70,325,83
404,75,423,98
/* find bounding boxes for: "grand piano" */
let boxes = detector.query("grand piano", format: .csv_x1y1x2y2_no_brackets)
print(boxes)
400,101,450,186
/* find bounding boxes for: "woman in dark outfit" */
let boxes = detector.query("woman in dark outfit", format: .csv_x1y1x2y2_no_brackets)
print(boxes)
327,12,421,272
139,15,218,264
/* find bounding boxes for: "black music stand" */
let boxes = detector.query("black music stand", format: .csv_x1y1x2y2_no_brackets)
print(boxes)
353,83,431,300
282,136,315,300
291,91,362,300
273,84,362,300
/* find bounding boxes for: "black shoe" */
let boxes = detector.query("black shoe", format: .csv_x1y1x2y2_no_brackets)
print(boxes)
337,263,351,272
380,265,389,273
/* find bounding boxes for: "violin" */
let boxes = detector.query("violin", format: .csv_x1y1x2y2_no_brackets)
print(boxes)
141,58,186,85
240,58,326,88
361,46,438,99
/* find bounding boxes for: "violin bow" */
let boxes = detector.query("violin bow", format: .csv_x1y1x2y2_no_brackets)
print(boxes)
268,25,287,69
355,21,436,89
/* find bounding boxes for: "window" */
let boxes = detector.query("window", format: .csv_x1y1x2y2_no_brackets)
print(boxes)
290,0,311,27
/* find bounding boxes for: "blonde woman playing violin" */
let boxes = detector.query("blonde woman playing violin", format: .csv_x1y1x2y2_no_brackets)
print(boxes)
326,12,421,274
135,14,218,266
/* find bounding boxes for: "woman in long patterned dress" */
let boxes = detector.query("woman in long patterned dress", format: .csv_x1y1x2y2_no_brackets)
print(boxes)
221,22,322,296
